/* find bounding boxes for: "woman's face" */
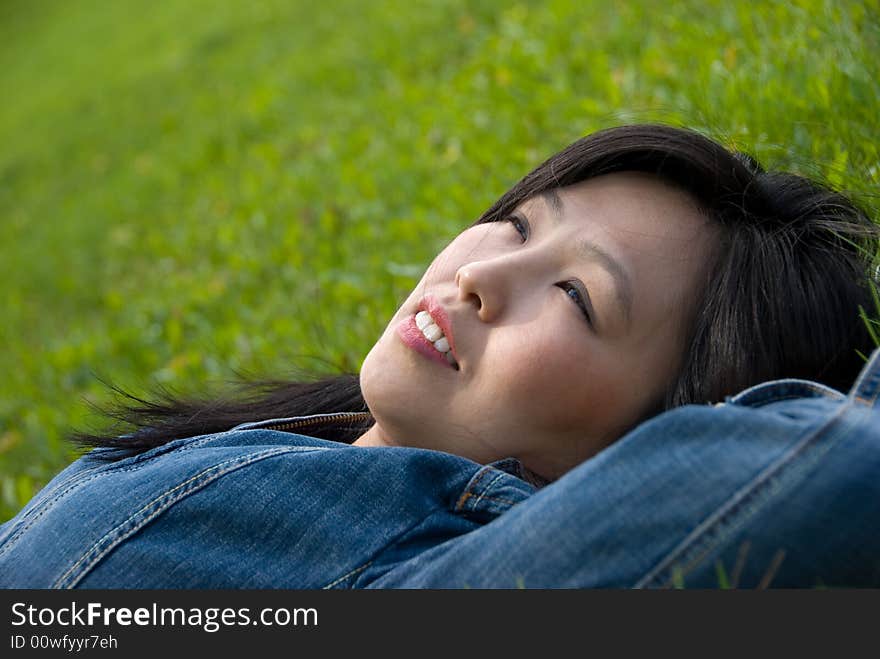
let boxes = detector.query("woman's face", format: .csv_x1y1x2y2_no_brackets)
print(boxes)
357,172,718,479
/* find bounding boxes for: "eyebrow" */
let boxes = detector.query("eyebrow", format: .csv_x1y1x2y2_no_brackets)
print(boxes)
540,189,634,328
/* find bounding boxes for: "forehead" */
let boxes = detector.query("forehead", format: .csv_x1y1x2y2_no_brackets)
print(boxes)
527,172,706,236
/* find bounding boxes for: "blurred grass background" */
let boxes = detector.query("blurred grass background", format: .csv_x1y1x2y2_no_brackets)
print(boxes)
1,0,878,521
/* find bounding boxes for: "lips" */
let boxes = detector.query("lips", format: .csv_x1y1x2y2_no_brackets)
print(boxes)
418,295,459,363
394,294,461,371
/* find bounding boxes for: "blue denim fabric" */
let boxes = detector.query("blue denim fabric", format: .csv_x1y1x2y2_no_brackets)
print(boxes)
370,357,880,588
0,435,533,588
2,349,880,588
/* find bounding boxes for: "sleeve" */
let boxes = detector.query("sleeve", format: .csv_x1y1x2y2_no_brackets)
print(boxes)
365,397,880,588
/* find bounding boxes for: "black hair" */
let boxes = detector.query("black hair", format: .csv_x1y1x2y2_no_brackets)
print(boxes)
72,124,879,458
472,124,879,408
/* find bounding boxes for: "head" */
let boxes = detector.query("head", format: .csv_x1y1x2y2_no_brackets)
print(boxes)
358,124,878,480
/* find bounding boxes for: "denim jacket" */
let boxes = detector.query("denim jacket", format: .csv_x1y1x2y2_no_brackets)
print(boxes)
0,413,535,588
3,350,880,588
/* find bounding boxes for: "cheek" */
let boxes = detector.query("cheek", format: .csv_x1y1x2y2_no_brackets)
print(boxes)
482,328,627,433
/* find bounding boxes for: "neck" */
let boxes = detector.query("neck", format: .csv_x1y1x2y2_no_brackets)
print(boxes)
352,423,396,449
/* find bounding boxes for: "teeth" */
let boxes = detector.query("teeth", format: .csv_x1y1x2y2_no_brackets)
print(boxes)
415,311,432,330
422,322,443,342
415,310,458,368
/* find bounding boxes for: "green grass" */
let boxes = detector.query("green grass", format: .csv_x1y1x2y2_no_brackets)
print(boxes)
1,0,878,521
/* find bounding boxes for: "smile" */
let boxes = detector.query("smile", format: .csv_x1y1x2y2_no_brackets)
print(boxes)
395,296,460,370
415,310,457,364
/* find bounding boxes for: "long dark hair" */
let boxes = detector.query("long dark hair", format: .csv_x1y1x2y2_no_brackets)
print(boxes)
73,124,879,457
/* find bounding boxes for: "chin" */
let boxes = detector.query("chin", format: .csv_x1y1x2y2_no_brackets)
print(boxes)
358,345,384,407
360,345,406,417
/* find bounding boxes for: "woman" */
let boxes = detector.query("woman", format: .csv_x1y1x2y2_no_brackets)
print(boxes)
1,124,878,588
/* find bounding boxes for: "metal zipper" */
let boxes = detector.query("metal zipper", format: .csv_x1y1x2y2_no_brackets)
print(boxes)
257,411,373,432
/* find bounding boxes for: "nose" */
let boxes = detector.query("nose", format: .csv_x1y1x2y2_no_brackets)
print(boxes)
455,259,508,322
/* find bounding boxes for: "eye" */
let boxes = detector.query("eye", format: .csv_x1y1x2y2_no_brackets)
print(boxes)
503,213,530,242
557,281,594,327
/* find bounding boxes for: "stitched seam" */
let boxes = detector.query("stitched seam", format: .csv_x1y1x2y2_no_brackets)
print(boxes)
634,401,854,588
465,472,506,511
854,386,880,407
639,406,851,587
850,352,880,406
455,467,530,513
0,463,106,547
52,447,316,589
322,561,374,589
731,381,845,407
454,467,494,510
2,450,195,558
0,441,325,561
127,428,315,460
864,369,880,405
0,462,166,561
740,391,841,407
455,492,521,508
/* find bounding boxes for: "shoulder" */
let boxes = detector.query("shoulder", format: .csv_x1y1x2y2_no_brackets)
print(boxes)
0,427,533,588
0,428,327,587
